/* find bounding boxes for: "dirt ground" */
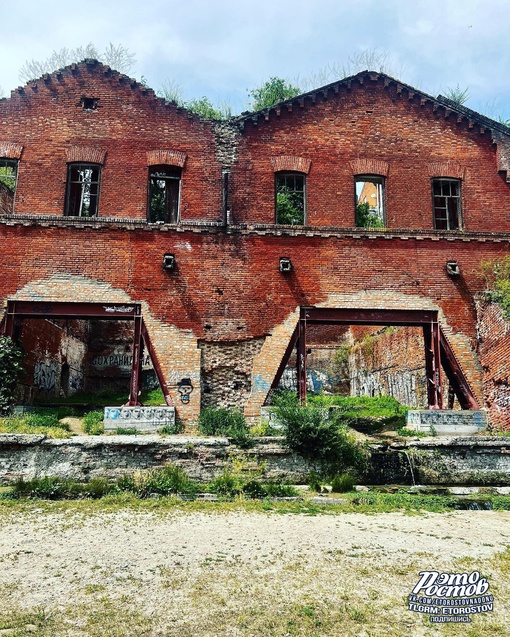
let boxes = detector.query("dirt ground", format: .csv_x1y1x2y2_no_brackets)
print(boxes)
0,506,509,636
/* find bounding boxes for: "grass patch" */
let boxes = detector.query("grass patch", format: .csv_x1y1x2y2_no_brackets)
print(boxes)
198,406,253,447
0,408,73,438
83,409,104,435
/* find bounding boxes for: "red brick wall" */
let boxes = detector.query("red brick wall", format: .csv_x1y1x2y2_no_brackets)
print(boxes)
476,297,510,429
2,65,510,422
0,61,222,221
232,76,510,232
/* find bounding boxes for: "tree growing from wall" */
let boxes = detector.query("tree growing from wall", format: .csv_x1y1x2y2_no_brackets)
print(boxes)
19,43,136,83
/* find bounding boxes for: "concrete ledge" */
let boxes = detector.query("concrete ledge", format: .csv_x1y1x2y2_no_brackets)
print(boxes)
407,409,488,435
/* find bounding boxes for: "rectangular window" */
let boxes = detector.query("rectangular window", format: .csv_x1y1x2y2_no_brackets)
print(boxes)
432,178,462,230
65,164,101,217
355,176,384,228
148,166,181,223
275,172,305,225
0,158,18,214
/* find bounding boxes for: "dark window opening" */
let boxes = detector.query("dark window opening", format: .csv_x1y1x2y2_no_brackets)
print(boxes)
80,97,99,110
432,178,462,230
65,163,101,217
148,166,181,223
275,172,305,225
355,175,385,228
0,158,18,214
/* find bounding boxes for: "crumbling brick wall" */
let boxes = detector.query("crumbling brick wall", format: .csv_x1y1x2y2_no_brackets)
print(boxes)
476,296,510,429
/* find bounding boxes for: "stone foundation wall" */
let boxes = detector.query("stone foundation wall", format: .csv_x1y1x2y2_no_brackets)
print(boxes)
1,434,510,487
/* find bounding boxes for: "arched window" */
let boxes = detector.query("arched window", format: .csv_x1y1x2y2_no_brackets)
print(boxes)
355,175,385,228
275,171,305,225
65,163,101,217
0,158,18,214
148,165,182,224
432,178,462,230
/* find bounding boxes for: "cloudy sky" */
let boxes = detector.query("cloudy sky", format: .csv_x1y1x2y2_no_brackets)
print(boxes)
1,0,509,118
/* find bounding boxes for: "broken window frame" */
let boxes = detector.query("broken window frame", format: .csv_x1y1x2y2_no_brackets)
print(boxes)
147,165,182,224
432,178,462,231
275,171,306,225
355,175,385,228
0,158,19,214
65,163,101,217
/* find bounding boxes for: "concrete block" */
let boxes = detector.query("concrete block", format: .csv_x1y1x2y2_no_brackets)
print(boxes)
104,406,175,433
406,410,488,435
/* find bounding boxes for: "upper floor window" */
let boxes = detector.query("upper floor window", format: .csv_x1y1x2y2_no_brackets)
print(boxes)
432,178,462,230
0,158,18,214
275,172,305,225
65,163,101,217
355,175,385,228
148,166,181,224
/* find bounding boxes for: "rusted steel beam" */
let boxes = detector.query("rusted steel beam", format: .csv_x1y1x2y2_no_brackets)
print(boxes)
302,307,438,325
439,329,479,409
128,315,143,406
269,323,299,392
141,320,173,406
6,300,140,319
297,314,307,403
423,323,443,409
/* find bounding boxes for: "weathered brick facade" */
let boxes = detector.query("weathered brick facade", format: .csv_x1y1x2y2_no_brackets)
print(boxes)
1,62,509,424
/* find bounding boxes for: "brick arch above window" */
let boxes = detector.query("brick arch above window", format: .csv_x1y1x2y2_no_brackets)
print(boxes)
146,150,187,168
0,142,23,159
271,156,311,174
66,146,106,165
349,159,389,177
428,162,465,179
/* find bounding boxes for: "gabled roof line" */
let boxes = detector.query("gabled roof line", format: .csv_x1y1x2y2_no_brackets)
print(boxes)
233,70,510,139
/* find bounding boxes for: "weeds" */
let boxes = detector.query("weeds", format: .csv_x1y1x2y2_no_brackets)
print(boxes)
272,391,366,475
198,406,253,448
83,410,104,435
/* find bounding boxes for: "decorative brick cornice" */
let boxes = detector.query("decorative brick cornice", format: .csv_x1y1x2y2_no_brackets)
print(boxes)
66,146,106,164
271,156,311,174
349,159,389,177
146,150,187,168
0,142,23,159
428,162,465,179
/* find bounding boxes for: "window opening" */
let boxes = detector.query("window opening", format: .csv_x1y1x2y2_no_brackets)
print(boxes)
65,163,101,217
275,172,305,225
0,158,18,214
80,97,99,111
148,166,181,223
432,178,462,230
355,175,385,228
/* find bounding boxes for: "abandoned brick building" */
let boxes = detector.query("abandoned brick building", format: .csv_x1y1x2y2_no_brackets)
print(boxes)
1,59,509,427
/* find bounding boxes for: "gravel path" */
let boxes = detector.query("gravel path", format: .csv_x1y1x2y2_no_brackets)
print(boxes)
0,508,509,636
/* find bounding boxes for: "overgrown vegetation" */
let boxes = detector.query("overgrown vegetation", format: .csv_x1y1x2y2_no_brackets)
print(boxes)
308,394,407,432
0,407,74,438
248,76,301,111
271,392,366,475
6,461,298,501
0,336,23,414
480,254,510,319
83,410,104,435
197,406,253,447
275,186,305,225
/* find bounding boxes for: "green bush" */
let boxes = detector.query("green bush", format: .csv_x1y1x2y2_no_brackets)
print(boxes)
83,410,104,435
0,336,23,414
198,406,253,448
272,391,365,474
331,473,355,493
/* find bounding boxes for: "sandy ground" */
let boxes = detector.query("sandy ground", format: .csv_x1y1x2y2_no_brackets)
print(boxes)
0,507,509,636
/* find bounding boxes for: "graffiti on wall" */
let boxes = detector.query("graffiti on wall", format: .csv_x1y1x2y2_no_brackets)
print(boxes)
177,378,194,404
34,360,58,393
